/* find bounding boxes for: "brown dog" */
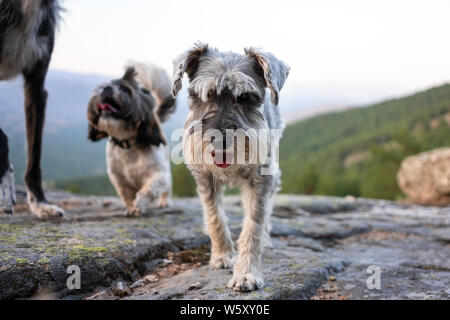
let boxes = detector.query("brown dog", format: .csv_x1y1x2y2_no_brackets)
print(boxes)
87,63,176,215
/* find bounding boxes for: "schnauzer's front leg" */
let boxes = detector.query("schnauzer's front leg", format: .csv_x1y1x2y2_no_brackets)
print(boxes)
196,173,234,269
228,177,273,292
131,172,171,215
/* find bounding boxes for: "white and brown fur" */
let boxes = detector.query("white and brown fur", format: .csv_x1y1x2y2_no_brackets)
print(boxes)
0,0,63,218
172,43,290,291
87,63,176,216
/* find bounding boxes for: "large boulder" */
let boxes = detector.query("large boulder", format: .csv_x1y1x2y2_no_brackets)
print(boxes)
398,148,450,205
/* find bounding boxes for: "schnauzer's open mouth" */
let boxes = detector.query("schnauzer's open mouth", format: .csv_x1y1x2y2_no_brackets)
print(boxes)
98,98,119,115
212,151,232,169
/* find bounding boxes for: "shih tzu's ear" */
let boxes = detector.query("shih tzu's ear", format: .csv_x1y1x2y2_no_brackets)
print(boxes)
88,124,108,141
123,66,137,82
137,114,167,147
171,42,209,97
245,48,290,106
87,98,108,141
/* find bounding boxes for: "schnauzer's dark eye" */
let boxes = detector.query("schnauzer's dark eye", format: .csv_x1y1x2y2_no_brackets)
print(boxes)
188,90,199,99
120,85,132,96
237,93,260,106
141,88,151,95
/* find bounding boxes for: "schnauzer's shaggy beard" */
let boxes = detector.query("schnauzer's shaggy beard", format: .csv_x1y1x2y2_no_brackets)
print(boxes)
172,43,289,292
87,63,176,215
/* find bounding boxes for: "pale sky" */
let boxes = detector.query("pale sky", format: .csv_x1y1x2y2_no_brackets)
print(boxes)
51,0,450,106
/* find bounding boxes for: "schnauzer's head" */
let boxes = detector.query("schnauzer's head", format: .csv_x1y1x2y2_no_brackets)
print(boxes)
172,43,289,173
87,67,166,147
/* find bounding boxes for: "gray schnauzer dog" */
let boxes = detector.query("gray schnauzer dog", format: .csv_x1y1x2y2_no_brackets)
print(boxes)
172,43,289,291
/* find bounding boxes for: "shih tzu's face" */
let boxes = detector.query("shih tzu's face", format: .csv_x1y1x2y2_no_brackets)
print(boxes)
87,67,166,146
171,43,289,173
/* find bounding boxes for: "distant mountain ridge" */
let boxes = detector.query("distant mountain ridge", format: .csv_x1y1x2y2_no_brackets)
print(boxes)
0,70,110,182
280,83,450,199
0,70,189,182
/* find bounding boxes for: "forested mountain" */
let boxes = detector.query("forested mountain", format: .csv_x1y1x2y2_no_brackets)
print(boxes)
280,83,450,199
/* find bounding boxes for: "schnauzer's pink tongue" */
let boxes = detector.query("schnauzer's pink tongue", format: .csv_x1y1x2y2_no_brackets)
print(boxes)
212,151,231,169
98,103,118,113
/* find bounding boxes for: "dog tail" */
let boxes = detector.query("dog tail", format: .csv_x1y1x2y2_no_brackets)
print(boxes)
130,62,176,123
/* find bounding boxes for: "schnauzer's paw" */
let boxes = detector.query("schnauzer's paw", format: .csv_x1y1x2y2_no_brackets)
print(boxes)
228,273,265,292
29,201,64,220
210,253,233,270
0,167,16,215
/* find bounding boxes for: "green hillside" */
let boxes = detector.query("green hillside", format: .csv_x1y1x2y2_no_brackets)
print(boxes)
280,83,450,199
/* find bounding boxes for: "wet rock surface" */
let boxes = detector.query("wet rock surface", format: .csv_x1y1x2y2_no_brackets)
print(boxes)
0,188,448,300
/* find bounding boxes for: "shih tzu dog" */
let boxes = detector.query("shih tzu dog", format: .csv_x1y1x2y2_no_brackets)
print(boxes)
172,43,290,291
87,63,176,216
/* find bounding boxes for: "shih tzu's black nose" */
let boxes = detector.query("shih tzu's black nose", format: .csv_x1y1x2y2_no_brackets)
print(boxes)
102,86,114,98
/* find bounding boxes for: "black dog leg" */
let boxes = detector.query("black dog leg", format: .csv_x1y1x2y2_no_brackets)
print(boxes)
22,60,64,219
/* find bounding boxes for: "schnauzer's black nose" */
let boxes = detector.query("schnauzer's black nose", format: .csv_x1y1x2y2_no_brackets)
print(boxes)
102,86,114,98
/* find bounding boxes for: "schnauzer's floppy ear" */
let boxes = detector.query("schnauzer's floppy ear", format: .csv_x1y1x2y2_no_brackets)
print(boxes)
88,124,108,141
245,48,290,106
172,42,209,97
137,115,167,147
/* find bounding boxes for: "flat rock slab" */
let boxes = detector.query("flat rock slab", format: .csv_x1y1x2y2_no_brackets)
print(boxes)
0,188,449,300
126,240,346,300
313,230,450,300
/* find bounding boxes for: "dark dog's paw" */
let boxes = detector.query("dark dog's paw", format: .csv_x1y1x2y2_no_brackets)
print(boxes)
0,164,16,215
29,201,64,220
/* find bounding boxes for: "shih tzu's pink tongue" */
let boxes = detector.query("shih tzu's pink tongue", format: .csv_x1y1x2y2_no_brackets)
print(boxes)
98,103,118,113
212,151,231,169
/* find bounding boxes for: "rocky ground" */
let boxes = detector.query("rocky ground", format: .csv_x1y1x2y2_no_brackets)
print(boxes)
0,187,449,300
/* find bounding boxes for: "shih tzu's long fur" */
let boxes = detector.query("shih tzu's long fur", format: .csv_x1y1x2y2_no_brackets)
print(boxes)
87,63,176,216
0,0,63,218
172,43,289,291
